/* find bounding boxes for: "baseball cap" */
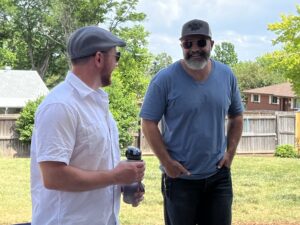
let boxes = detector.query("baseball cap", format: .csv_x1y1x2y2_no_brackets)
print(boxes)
67,26,126,60
180,19,212,40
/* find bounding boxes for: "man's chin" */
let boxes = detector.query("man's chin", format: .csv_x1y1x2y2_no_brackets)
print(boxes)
185,59,207,70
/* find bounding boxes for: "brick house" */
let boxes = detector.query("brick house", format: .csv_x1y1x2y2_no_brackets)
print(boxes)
243,82,300,111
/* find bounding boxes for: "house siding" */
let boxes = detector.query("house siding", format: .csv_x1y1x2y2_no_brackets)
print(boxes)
245,94,293,111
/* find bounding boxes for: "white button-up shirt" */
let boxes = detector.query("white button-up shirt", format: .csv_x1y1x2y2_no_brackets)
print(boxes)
31,71,121,225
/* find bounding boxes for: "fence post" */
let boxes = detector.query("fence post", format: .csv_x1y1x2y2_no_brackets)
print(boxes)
295,111,300,154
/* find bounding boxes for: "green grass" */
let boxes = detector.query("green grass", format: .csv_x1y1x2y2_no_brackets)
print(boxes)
0,156,299,225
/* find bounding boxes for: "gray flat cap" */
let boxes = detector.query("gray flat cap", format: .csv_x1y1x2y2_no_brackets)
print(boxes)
67,26,126,60
180,19,212,40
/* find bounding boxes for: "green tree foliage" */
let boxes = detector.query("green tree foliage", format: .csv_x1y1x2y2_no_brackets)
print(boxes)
106,25,152,150
148,52,173,77
15,96,44,143
0,0,17,68
212,42,238,67
233,60,286,92
0,0,147,80
267,5,300,95
1,0,152,150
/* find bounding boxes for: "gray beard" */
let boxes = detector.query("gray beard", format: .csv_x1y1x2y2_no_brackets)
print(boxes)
185,58,208,70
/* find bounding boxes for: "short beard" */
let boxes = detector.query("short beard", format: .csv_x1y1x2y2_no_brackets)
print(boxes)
101,74,111,87
184,50,210,70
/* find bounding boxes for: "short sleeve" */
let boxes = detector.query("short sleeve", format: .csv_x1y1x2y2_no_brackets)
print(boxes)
34,103,77,165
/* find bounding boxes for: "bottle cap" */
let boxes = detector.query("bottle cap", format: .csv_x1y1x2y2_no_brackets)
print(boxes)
125,146,141,160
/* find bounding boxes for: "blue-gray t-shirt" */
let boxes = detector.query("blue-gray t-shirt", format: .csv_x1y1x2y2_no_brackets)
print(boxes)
140,60,243,179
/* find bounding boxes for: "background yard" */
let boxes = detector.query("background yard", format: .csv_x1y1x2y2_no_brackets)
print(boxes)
0,156,299,225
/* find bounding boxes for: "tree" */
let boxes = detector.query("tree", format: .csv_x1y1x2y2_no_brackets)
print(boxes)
0,0,17,68
212,42,238,67
1,0,152,151
267,5,300,95
15,96,45,143
105,25,152,150
0,0,146,80
148,52,173,77
233,61,285,93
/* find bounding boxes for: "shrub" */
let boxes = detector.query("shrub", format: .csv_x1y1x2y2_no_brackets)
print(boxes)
15,96,44,143
274,144,298,158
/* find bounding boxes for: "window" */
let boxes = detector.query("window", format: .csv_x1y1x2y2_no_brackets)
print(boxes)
269,96,279,104
251,94,260,103
293,98,300,109
0,107,22,114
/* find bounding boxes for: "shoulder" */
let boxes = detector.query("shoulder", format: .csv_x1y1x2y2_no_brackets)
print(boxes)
154,61,180,80
212,59,237,82
151,61,181,85
212,60,233,74
36,82,77,120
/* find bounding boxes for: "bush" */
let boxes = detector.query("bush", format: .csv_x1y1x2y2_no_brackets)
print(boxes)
15,96,44,143
274,144,298,158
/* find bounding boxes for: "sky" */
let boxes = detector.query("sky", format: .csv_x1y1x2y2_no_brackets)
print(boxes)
136,0,299,62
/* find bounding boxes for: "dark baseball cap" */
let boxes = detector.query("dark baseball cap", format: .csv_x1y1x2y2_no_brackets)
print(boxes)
180,19,212,40
67,26,126,60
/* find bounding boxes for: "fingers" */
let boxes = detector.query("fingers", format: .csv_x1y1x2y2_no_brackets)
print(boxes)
131,195,144,207
131,191,145,207
179,166,191,176
165,160,190,178
135,163,145,182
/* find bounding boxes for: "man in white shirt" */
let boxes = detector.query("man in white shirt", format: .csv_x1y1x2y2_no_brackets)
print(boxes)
30,26,145,225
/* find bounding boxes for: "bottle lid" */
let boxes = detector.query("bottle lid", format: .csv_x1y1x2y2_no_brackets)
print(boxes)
125,146,141,160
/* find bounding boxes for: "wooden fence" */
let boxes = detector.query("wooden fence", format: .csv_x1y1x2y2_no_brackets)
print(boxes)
0,114,30,157
0,111,297,157
140,111,297,155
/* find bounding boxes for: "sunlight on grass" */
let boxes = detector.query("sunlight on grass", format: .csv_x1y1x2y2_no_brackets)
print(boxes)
0,156,299,225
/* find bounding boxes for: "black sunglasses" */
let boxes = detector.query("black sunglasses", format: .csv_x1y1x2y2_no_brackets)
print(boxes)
100,51,121,62
182,39,207,49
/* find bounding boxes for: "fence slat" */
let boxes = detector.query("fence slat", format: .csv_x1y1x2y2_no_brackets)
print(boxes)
140,111,296,155
0,112,296,157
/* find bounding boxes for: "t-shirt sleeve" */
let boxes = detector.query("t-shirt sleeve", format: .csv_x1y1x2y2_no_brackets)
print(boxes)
228,74,244,116
34,103,77,165
139,80,166,122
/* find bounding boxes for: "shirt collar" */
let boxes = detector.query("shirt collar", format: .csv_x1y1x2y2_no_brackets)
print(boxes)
65,71,108,99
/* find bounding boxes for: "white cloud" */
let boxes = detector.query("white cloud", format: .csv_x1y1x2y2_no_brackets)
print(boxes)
137,0,299,62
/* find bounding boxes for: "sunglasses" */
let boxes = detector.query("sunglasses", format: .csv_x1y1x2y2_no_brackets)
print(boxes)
182,39,207,49
100,51,121,62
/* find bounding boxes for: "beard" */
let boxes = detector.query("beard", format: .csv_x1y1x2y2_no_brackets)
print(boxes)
101,71,112,87
100,61,113,87
184,50,210,70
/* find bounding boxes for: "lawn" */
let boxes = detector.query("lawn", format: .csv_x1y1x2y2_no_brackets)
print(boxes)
0,156,299,225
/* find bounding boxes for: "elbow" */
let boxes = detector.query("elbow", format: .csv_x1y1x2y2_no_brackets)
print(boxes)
42,178,60,190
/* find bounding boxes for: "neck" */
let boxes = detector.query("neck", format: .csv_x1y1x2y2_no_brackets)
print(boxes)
72,65,102,90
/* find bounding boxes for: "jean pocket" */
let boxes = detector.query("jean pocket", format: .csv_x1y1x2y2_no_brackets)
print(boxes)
163,174,173,200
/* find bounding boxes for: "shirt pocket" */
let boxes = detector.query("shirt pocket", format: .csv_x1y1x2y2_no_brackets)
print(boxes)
86,123,109,159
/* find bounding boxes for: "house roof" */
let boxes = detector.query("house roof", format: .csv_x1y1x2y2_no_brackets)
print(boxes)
0,69,49,108
243,82,296,98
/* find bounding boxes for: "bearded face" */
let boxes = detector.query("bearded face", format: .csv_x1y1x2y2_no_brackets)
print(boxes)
184,49,211,70
181,36,213,70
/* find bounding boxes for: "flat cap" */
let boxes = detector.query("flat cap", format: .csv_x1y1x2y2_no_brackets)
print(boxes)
67,26,126,60
180,19,212,40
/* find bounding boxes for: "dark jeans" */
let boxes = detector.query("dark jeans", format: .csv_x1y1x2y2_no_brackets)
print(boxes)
161,167,233,225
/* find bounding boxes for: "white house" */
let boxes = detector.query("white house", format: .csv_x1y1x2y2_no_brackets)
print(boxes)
0,69,49,114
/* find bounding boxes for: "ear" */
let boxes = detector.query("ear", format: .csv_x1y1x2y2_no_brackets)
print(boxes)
94,52,103,66
210,40,215,48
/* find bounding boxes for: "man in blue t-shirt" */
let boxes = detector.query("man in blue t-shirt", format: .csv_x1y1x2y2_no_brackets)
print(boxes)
140,19,244,225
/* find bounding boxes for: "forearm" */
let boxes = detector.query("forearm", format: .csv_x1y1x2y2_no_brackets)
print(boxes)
142,119,171,165
227,113,243,156
40,162,117,192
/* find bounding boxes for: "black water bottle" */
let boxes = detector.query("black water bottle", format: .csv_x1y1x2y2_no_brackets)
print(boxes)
123,146,145,204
